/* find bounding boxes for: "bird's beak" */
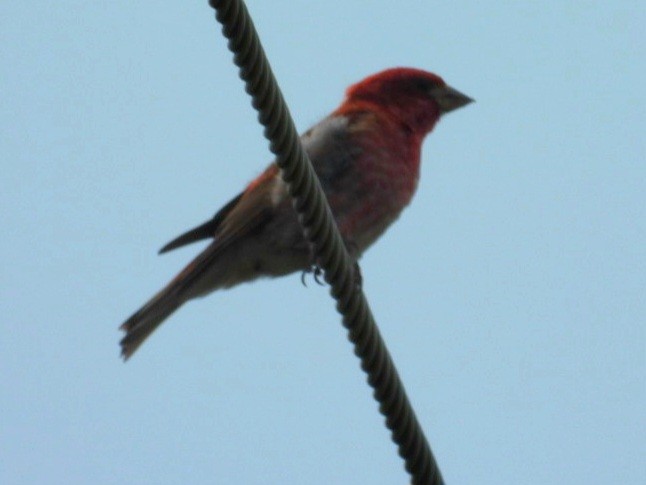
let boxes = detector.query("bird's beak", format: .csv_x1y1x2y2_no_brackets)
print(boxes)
431,85,474,114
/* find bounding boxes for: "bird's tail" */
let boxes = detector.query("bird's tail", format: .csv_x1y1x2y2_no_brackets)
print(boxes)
119,285,186,360
119,193,271,360
119,237,238,360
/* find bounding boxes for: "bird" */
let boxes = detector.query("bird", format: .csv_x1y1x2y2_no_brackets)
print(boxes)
119,67,473,359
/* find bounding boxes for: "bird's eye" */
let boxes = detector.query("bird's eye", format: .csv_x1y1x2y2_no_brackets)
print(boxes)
414,78,432,92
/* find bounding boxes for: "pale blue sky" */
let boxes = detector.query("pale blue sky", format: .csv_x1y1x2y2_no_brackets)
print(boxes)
1,1,644,484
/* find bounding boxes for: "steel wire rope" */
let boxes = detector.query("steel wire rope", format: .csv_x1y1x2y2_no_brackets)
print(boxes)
208,1,445,483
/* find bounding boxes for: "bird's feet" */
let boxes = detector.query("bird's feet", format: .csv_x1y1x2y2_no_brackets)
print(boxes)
301,264,325,287
300,261,362,290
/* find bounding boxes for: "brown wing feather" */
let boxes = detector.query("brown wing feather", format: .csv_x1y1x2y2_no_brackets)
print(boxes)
158,192,244,254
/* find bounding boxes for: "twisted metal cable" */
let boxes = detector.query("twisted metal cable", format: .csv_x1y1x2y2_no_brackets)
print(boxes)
208,1,444,483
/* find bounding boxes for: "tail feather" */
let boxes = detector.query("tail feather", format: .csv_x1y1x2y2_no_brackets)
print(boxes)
119,239,235,360
119,178,277,360
119,289,185,360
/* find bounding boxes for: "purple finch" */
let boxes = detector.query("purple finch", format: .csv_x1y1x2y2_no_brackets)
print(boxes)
120,67,472,359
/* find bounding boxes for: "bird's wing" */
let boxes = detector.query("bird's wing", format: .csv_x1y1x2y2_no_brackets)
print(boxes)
158,192,244,254
158,164,285,294
159,115,355,254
